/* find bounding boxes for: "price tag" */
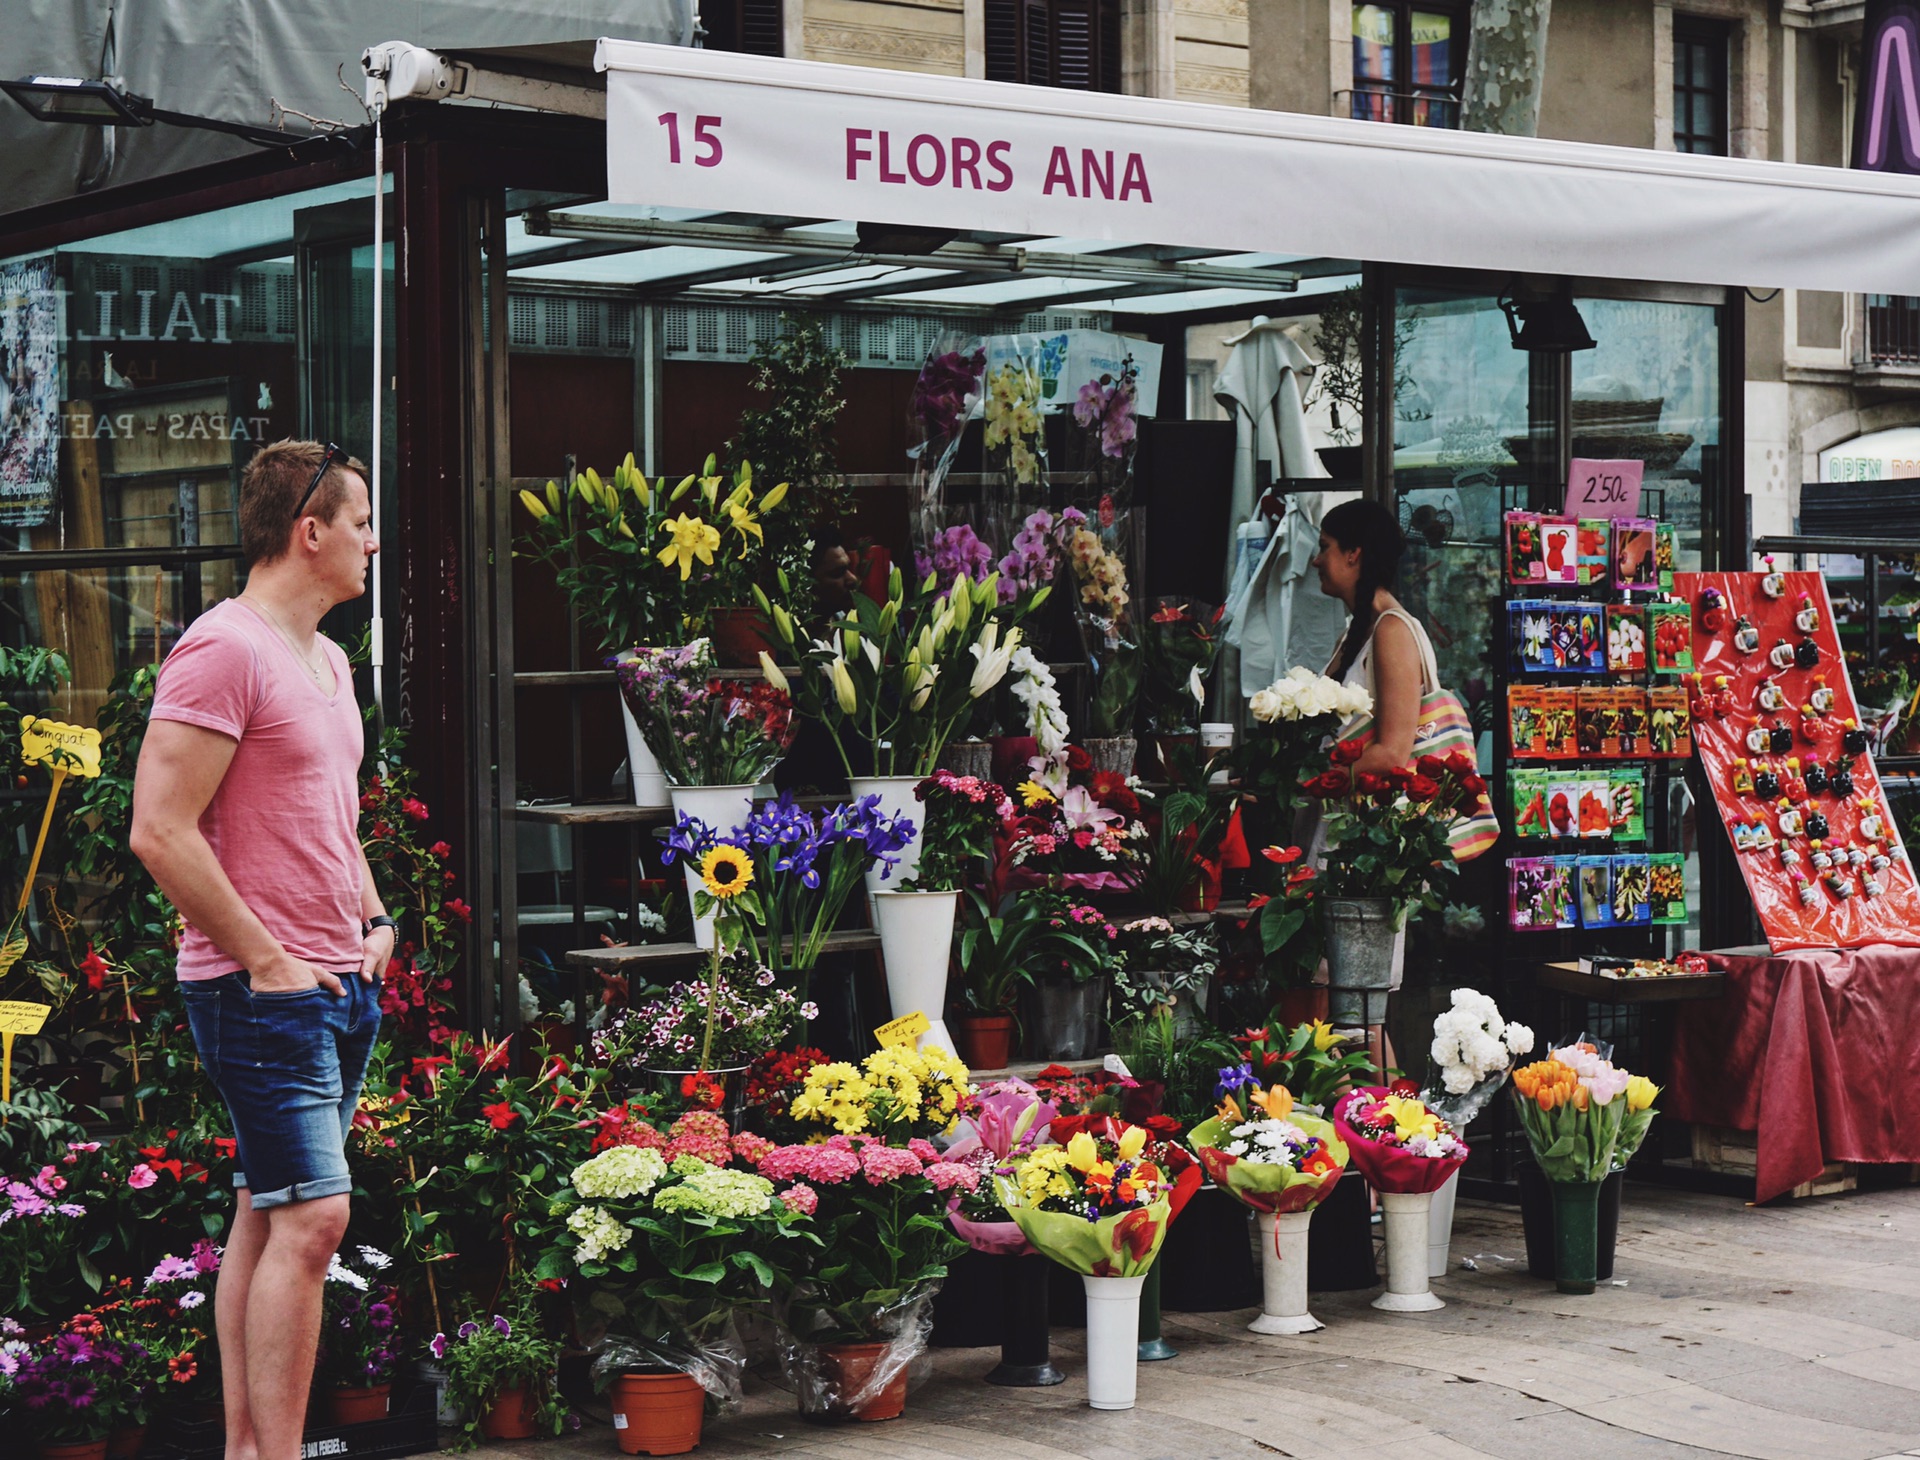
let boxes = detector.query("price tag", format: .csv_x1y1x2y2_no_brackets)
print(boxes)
1564,458,1645,520
0,1002,50,1036
1102,1053,1133,1079
19,717,102,778
874,1011,929,1048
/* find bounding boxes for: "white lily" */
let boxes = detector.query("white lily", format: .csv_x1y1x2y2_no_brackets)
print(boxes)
758,651,789,695
861,636,882,673
968,623,1022,698
1188,665,1206,705
906,658,939,710
829,657,858,715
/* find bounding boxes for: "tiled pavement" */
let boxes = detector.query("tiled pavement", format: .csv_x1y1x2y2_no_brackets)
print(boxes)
484,1183,1920,1459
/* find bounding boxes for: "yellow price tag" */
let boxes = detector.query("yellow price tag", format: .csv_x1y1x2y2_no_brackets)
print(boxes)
20,718,102,779
874,1011,930,1049
0,1001,51,1106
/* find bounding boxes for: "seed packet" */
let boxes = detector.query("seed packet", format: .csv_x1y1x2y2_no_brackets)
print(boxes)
1608,765,1646,841
1606,604,1648,677
1513,601,1553,673
1648,599,1694,673
1613,518,1658,591
1575,685,1610,758
1537,687,1579,759
1611,853,1653,925
1655,523,1678,590
1546,773,1581,838
1508,685,1544,758
1574,603,1608,673
1647,684,1692,758
1578,776,1614,839
1537,602,1580,671
1578,855,1616,928
1577,519,1610,587
1511,768,1552,839
1509,857,1549,929
1540,515,1579,584
1612,688,1650,757
1505,511,1544,583
1649,852,1688,923
1549,857,1580,928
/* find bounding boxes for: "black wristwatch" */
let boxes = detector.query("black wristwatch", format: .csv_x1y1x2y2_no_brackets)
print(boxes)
364,914,399,937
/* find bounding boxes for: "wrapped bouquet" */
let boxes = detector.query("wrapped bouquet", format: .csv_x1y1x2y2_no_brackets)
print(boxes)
1188,1078,1348,1216
1510,1043,1660,1183
1333,1086,1469,1194
996,1122,1175,1278
614,640,796,786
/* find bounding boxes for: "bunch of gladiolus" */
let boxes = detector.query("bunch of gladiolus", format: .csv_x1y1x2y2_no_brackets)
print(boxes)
1509,1043,1660,1182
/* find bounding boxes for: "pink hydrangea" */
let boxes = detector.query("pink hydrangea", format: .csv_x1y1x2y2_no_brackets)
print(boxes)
664,1111,733,1165
758,1144,861,1185
731,1132,775,1166
779,1182,819,1216
859,1143,926,1185
923,1161,981,1193
906,1139,939,1165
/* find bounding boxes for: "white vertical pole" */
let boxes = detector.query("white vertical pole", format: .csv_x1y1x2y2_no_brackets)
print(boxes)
370,102,387,723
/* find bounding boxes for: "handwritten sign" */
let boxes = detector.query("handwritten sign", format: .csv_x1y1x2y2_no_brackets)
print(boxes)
20,717,102,779
0,1001,50,1105
1564,458,1645,519
875,1011,930,1049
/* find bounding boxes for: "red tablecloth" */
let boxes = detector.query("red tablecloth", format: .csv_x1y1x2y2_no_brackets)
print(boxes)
1669,946,1920,1203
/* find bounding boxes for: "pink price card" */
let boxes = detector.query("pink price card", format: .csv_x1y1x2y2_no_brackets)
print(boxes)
1564,458,1646,519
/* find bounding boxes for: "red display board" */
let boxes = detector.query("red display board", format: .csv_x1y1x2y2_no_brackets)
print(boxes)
1676,570,1920,950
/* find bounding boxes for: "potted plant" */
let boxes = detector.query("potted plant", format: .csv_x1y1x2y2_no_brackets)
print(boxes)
999,745,1149,895
431,1301,568,1448
544,1113,814,1455
1024,899,1122,1062
950,890,1048,1071
317,1246,403,1424
9,1318,136,1460
755,1046,975,1423
757,563,1047,890
876,771,1014,1054
1111,918,1217,1036
1139,597,1221,753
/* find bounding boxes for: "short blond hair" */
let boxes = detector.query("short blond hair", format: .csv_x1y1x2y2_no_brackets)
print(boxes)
238,439,367,568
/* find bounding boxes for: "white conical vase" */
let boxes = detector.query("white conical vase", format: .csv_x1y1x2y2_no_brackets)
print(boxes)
617,700,671,809
668,783,756,949
1080,1273,1145,1410
848,774,925,894
1428,1169,1459,1280
1373,1191,1445,1312
1250,1210,1321,1335
870,889,957,1055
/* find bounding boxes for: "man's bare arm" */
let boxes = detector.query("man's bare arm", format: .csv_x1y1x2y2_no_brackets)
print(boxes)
130,718,345,995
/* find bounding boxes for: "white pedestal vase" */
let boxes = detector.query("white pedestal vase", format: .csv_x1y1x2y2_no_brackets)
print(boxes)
617,699,672,809
848,774,925,895
870,889,957,1054
1428,1170,1460,1280
1080,1274,1146,1410
667,783,757,949
1372,1191,1445,1312
1249,1211,1321,1335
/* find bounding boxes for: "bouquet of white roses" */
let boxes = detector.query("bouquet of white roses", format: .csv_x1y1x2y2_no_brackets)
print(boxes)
1237,666,1374,847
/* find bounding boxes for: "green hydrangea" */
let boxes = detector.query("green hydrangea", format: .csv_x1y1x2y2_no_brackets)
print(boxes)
670,1153,709,1178
652,1164,776,1219
571,1145,669,1201
565,1204,631,1265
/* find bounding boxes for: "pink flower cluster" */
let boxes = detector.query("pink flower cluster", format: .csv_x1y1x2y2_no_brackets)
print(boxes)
662,1111,734,1165
925,769,1013,817
756,1132,973,1190
1551,1043,1633,1105
0,1163,86,1221
779,1182,819,1215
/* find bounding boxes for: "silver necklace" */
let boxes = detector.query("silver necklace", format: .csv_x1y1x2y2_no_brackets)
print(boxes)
242,594,327,686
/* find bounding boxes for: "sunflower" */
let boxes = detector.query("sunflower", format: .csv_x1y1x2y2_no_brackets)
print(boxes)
699,844,754,899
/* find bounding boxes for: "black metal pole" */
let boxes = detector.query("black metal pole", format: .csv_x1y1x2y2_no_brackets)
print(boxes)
985,1253,1064,1387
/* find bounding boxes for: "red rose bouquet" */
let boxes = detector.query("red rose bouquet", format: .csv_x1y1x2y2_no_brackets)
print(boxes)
1332,1085,1468,1194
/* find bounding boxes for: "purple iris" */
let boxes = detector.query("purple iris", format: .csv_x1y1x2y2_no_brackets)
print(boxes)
1214,1063,1255,1099
661,815,715,866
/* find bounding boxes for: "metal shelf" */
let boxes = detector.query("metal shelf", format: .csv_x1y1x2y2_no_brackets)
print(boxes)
511,801,671,826
565,928,883,971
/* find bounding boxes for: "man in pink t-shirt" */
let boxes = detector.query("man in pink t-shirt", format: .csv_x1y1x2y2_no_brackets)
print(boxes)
133,439,390,1460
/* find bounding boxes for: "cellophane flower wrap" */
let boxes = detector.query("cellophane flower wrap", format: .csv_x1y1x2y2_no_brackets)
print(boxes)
1332,1086,1468,1195
613,639,796,786
1188,1079,1348,1215
1509,1044,1658,1182
943,1079,1057,1255
1423,988,1536,1130
995,1121,1175,1277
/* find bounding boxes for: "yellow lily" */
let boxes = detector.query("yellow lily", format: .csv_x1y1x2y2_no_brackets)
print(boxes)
699,453,721,508
544,480,561,514
517,488,549,521
1249,1084,1294,1122
670,472,696,503
656,513,720,580
758,652,789,695
759,479,789,512
616,518,635,540
723,498,763,555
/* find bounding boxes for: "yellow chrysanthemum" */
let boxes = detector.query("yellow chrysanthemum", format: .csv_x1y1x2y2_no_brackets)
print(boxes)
698,844,754,899
1017,780,1055,808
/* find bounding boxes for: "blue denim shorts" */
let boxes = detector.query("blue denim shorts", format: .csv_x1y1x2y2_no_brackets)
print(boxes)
180,972,381,1210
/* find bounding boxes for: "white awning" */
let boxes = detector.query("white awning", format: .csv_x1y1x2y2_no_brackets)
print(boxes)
596,39,1920,297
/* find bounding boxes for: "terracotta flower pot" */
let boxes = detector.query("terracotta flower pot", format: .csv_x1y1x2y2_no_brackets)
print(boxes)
814,1341,908,1422
709,606,774,667
954,1013,1015,1072
105,1425,147,1460
479,1385,537,1440
328,1385,392,1426
607,1371,705,1456
40,1442,109,1460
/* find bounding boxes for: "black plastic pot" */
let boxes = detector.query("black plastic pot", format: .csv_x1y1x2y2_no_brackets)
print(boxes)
1160,1184,1259,1312
1307,1169,1379,1292
930,1246,1005,1348
1517,1163,1624,1282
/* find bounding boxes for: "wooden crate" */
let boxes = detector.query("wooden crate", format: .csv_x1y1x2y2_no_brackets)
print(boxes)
1690,1124,1857,1198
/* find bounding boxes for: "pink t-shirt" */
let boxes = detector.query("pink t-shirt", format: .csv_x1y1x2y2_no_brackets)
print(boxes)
150,600,366,980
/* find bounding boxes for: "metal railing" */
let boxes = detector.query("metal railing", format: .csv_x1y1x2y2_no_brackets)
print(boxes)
1866,294,1920,365
1338,86,1461,129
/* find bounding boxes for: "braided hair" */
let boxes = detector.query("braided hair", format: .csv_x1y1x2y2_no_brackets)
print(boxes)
1324,498,1408,682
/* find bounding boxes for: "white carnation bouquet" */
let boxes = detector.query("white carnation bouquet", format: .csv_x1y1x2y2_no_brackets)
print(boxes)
1423,988,1535,1129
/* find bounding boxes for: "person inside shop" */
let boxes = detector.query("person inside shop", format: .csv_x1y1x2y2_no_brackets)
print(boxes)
774,524,871,794
1306,497,1434,1068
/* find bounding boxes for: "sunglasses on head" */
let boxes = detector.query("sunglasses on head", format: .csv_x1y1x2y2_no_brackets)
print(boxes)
293,443,346,521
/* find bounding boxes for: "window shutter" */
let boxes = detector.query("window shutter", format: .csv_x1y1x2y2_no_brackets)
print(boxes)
1024,0,1054,87
1052,0,1094,89
739,0,783,56
984,0,1021,81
